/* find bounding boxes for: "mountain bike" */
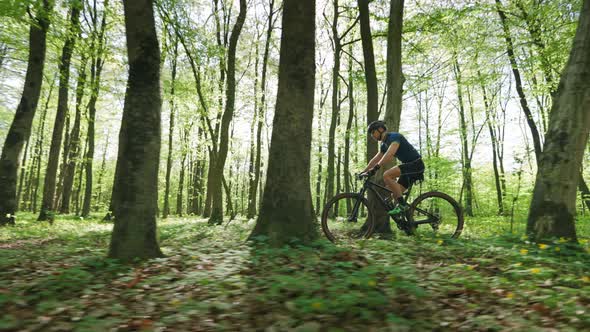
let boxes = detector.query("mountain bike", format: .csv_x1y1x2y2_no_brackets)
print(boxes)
321,171,464,242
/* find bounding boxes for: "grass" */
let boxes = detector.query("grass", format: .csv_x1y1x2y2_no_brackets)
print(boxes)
0,214,589,331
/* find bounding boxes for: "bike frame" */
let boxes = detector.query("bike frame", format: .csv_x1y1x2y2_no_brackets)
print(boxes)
349,177,436,226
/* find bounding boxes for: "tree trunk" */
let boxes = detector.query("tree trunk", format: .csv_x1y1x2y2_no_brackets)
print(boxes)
344,49,354,213
495,0,543,164
0,0,52,225
385,0,404,132
163,39,178,219
247,35,260,219
326,0,342,211
108,0,163,261
249,0,317,245
453,57,474,217
209,0,247,225
39,2,81,221
74,137,87,215
359,0,388,234
176,125,189,216
60,56,88,213
527,0,590,241
16,139,30,212
82,0,109,218
479,75,504,215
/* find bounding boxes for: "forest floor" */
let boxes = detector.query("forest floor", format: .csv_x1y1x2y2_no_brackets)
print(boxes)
1,214,589,332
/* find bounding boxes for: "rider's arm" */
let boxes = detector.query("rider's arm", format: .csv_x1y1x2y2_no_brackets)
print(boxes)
363,152,384,172
376,142,399,167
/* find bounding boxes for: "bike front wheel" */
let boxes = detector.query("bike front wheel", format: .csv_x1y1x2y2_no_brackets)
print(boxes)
321,193,375,243
407,191,464,238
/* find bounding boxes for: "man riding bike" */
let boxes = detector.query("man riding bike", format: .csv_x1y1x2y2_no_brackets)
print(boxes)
361,120,425,217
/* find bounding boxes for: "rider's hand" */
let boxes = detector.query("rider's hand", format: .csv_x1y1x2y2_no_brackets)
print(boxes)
367,164,381,176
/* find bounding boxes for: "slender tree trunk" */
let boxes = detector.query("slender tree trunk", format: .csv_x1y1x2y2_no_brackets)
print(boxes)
82,0,109,218
209,0,247,225
326,0,342,210
32,81,54,212
249,0,317,245
528,0,590,241
39,3,81,221
60,56,88,213
176,126,189,216
163,39,178,218
0,0,52,225
16,139,30,212
453,57,474,217
344,49,354,213
496,0,543,164
74,137,87,215
359,0,388,233
247,37,260,219
108,0,164,261
479,76,504,215
97,133,109,212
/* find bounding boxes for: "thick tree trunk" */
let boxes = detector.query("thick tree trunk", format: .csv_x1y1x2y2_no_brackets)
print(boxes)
249,0,317,245
359,0,388,234
60,56,88,213
496,0,543,164
527,0,590,241
0,0,52,225
209,0,247,225
108,0,163,261
39,3,81,221
82,0,108,218
385,0,404,132
163,40,178,219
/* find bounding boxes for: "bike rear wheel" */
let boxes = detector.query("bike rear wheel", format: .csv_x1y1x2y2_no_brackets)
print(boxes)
407,191,464,238
321,193,375,243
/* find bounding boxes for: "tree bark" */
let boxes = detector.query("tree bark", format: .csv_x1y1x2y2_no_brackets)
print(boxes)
176,125,189,216
0,0,52,225
453,57,474,217
495,0,543,164
344,49,354,213
249,0,317,245
82,0,109,218
527,0,590,241
39,2,81,221
385,0,404,132
108,0,163,261
163,38,178,218
209,0,247,225
60,56,88,213
326,0,342,211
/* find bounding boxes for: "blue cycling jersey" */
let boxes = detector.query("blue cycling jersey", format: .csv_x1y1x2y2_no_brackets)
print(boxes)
380,132,421,163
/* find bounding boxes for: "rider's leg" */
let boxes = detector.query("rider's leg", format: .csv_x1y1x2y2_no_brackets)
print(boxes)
383,167,407,203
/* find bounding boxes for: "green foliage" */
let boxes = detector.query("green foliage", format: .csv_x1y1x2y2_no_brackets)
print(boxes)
1,214,589,330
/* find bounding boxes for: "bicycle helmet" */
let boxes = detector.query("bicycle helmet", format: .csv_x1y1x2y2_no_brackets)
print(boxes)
367,120,387,134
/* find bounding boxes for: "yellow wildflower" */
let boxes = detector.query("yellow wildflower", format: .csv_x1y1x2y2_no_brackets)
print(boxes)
530,268,541,274
558,237,567,243
312,302,323,310
514,262,522,267
581,276,590,283
506,292,514,299
388,276,396,283
169,299,181,306
367,280,377,287
554,247,560,252
467,265,475,270
520,249,528,255
437,240,444,245
538,244,548,250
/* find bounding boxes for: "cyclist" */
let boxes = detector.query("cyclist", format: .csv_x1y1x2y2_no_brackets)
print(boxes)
361,120,424,217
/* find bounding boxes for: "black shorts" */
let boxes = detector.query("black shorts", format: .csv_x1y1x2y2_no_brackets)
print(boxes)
398,158,425,189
